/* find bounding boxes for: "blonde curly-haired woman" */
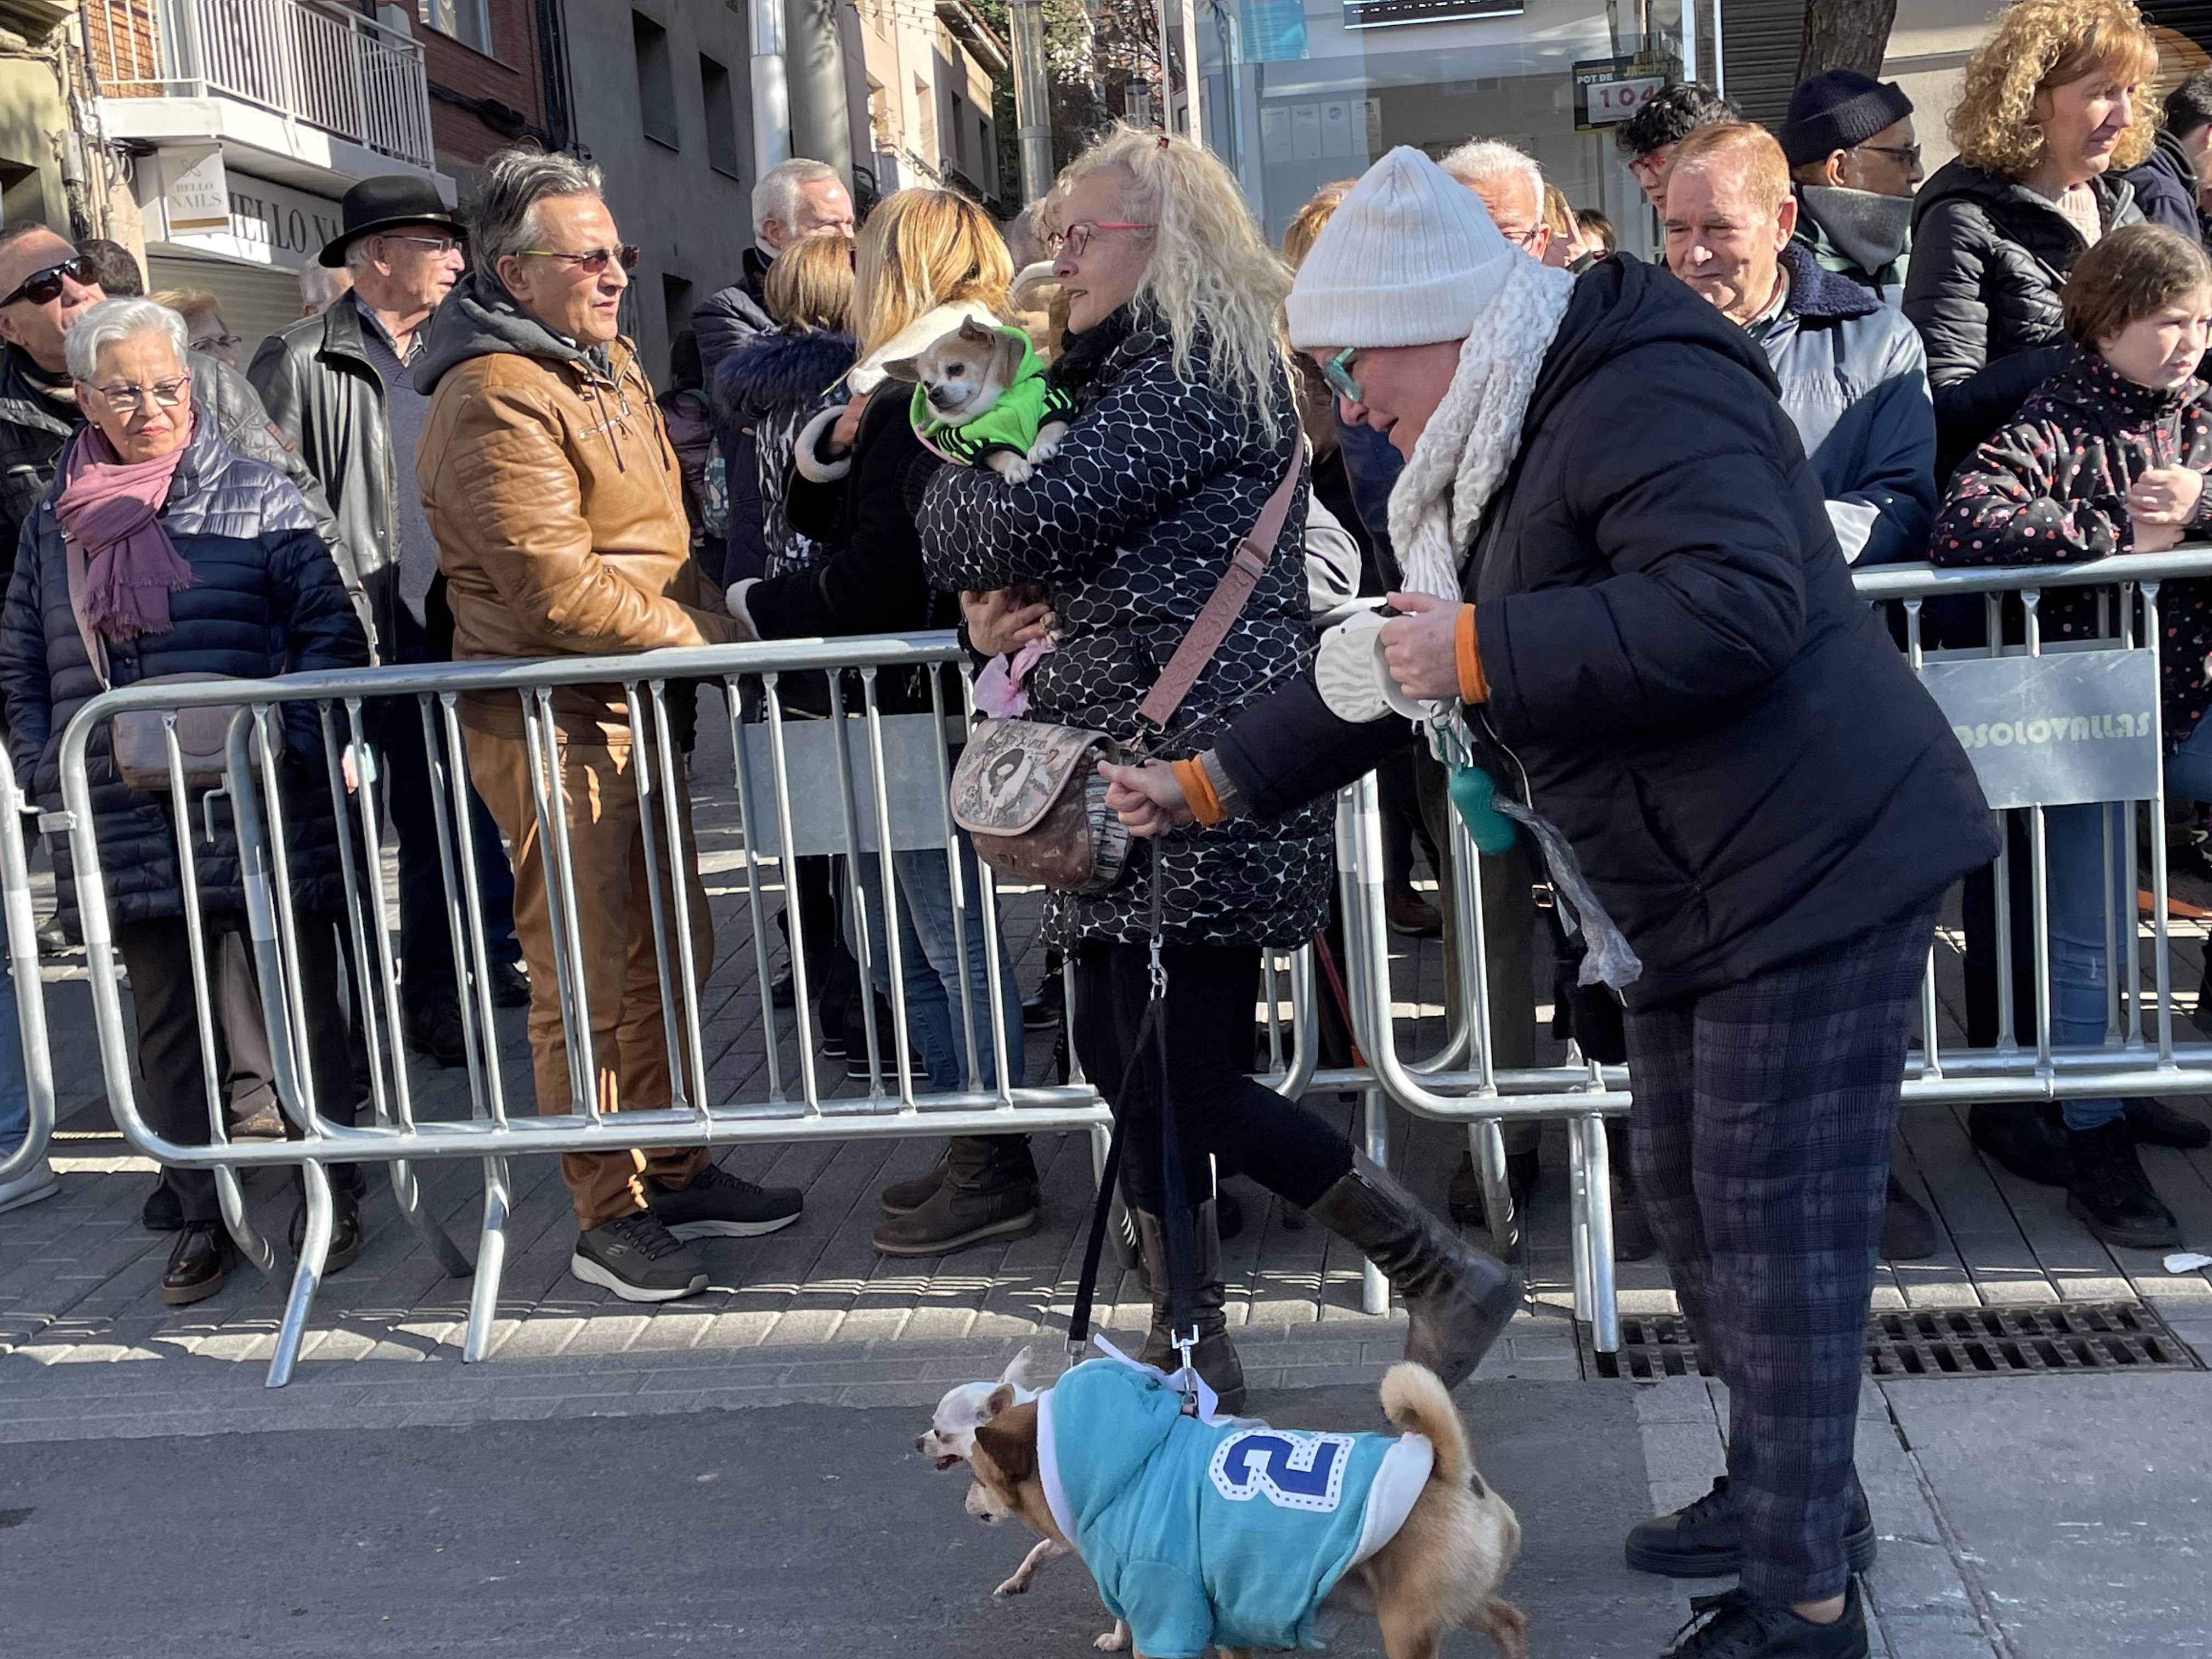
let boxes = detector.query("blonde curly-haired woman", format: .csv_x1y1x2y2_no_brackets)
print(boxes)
920,127,1516,1411
1905,0,2157,481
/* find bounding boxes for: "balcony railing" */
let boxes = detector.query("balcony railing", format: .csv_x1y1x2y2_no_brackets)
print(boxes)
85,0,437,172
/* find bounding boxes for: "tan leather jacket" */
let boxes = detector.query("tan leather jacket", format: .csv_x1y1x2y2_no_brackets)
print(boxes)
417,275,741,741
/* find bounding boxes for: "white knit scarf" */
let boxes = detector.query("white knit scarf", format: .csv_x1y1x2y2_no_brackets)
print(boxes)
1386,254,1577,603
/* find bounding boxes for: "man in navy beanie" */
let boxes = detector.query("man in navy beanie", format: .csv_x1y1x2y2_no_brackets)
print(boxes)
1779,69,1920,299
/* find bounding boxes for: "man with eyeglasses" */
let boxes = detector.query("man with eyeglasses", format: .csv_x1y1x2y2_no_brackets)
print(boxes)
1615,82,1740,213
1779,71,1923,307
250,174,530,1071
1437,138,1552,259
691,158,856,588
415,147,802,1304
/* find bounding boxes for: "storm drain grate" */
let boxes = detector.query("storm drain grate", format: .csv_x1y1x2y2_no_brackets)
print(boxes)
1868,1301,2202,1376
1585,1301,2202,1380
1589,1314,1714,1380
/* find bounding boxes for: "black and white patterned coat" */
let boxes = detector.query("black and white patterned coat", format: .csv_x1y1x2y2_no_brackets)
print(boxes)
918,306,1331,949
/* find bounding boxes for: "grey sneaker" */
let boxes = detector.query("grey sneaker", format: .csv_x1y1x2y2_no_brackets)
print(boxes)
648,1163,803,1240
572,1211,709,1302
0,1158,59,1216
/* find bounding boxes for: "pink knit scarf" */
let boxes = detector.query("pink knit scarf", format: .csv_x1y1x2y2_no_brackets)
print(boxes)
54,420,197,642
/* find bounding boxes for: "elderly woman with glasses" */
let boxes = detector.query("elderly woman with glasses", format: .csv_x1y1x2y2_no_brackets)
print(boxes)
0,297,371,1307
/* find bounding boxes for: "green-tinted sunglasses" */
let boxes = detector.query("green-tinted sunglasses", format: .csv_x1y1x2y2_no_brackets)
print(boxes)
1321,346,1363,405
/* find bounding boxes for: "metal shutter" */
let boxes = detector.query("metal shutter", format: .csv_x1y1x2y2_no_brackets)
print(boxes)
1720,0,1807,131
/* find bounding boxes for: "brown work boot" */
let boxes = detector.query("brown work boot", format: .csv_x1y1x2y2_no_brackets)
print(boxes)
1130,1201,1245,1412
1306,1151,1521,1388
871,1136,1039,1257
877,1157,950,1218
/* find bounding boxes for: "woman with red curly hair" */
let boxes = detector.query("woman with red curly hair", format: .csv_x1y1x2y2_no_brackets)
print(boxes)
1905,0,2158,482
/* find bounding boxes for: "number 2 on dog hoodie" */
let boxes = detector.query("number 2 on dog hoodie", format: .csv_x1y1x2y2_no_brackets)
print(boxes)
1037,1357,1434,1657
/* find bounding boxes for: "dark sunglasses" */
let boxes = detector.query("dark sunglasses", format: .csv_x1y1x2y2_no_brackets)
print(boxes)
1,254,98,309
521,244,640,274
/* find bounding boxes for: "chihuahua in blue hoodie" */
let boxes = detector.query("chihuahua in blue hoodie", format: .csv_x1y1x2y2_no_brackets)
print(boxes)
963,1356,1527,1659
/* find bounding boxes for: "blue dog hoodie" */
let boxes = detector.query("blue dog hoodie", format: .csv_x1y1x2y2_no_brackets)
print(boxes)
1037,1354,1434,1656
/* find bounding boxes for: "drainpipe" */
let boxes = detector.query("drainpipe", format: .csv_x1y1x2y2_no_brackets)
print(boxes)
752,0,792,172
1007,0,1051,202
783,0,853,174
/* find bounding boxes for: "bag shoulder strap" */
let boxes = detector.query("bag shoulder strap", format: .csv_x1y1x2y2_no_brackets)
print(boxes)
61,533,110,689
1135,449,1304,731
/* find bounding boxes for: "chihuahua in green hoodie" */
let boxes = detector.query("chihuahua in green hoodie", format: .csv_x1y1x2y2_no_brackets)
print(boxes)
885,315,1075,482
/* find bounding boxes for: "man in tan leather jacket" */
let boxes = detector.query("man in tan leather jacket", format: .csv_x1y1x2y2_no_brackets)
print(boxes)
416,148,802,1302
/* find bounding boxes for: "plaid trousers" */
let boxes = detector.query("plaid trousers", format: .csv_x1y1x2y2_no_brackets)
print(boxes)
1623,904,1938,1606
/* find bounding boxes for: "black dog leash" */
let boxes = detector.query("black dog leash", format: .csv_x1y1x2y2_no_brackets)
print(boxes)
1066,852,1202,1412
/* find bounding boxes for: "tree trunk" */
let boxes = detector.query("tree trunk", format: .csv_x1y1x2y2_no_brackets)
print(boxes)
1796,0,1899,81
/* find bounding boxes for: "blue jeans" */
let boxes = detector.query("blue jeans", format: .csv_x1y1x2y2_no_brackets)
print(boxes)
2166,712,2212,807
0,960,26,1158
2044,804,2128,1131
847,838,1024,1091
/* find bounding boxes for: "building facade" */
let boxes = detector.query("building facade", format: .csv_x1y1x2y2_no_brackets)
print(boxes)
855,0,1005,207
415,0,558,187
0,0,77,231
77,0,465,352
558,0,761,380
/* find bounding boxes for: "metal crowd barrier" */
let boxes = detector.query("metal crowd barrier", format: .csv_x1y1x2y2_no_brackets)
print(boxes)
56,637,1115,1385
0,763,57,1192
29,550,2212,1385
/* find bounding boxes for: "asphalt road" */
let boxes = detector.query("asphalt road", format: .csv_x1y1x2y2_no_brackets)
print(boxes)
2,1379,1685,1657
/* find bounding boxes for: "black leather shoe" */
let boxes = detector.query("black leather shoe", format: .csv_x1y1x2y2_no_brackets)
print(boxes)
1022,974,1065,1030
1627,1475,1877,1579
487,960,532,1009
2125,1096,2211,1149
769,970,796,1009
1967,1102,2072,1187
1663,1584,1867,1658
161,1222,238,1306
2066,1120,2182,1250
142,1177,182,1234
405,997,467,1068
289,1189,365,1274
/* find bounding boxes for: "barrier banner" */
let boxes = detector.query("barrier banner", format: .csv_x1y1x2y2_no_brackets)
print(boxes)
1918,648,2162,809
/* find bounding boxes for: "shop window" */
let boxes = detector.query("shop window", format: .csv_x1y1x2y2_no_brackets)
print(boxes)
419,0,492,55
635,13,679,149
702,54,744,178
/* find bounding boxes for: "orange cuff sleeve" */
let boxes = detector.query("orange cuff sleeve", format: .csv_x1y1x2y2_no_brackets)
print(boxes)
1456,603,1489,704
1175,757,1227,827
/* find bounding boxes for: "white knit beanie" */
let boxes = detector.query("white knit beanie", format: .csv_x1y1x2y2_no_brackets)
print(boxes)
1286,145,1517,350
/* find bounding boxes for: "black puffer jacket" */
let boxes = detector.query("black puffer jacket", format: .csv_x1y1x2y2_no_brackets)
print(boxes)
919,304,1330,950
1217,257,1997,1006
712,325,855,579
740,372,956,641
0,419,371,928
693,251,778,584
1904,160,2140,481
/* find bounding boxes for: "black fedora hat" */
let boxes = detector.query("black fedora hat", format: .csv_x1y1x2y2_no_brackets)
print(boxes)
319,174,461,267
